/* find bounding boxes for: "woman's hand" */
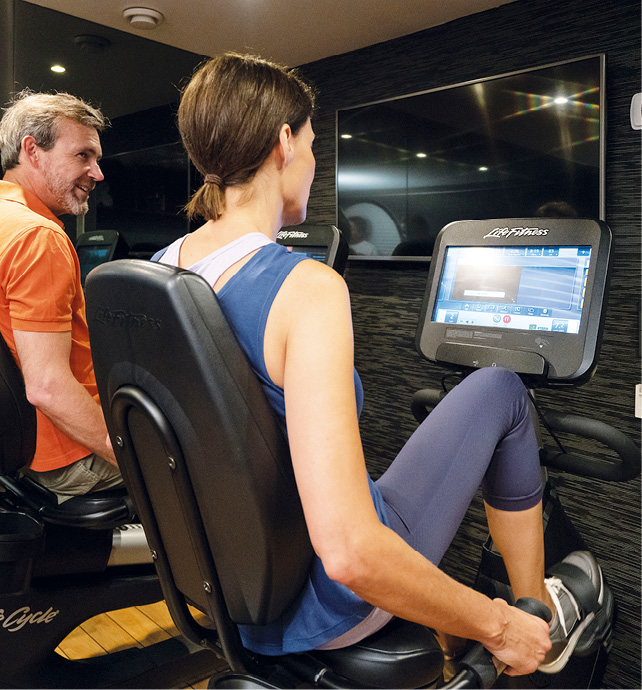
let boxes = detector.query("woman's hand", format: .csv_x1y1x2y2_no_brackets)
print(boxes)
484,598,551,676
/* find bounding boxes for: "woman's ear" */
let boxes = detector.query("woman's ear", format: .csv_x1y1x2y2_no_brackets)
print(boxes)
275,123,294,169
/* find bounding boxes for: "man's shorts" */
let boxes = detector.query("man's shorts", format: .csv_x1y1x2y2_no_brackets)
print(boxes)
23,454,124,504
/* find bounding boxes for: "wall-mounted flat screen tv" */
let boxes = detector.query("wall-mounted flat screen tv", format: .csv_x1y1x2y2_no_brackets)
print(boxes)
336,55,605,261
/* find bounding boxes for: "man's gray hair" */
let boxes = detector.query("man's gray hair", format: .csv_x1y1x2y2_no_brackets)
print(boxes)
0,90,106,172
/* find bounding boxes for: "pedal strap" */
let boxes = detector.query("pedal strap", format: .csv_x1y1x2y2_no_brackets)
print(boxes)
547,562,600,614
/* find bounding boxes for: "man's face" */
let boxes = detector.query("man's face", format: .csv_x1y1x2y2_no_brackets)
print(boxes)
38,118,104,216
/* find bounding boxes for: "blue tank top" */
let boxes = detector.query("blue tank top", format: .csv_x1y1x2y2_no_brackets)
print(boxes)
156,241,392,654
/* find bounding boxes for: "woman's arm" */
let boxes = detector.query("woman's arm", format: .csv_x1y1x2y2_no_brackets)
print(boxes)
267,260,549,675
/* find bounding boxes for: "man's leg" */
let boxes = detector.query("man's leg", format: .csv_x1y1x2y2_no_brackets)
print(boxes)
24,454,123,503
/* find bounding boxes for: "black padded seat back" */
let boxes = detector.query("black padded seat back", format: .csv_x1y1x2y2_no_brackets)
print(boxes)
0,332,36,475
85,259,314,625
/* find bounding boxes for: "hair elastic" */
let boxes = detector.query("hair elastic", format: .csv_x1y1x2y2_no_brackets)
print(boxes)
204,173,224,187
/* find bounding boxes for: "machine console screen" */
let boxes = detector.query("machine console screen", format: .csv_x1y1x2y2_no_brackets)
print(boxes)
284,245,328,262
432,245,591,334
78,245,112,283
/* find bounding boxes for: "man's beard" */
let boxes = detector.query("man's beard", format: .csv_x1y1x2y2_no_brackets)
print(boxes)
42,168,90,216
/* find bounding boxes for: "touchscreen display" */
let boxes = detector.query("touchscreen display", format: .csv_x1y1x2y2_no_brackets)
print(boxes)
78,245,111,282
432,245,591,334
284,245,328,262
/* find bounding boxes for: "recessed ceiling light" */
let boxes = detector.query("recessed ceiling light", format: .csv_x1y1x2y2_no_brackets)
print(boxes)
416,152,427,158
50,65,66,73
74,34,111,53
340,134,352,139
554,97,569,105
479,166,489,171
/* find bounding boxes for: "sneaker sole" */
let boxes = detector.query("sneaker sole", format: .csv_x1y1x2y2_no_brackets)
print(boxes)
538,610,596,674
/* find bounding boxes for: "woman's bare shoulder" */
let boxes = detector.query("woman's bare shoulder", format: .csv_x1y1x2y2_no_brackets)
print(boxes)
271,257,352,343
286,257,349,300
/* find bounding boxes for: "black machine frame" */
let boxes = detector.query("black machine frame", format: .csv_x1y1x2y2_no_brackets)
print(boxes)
81,219,636,688
0,219,636,688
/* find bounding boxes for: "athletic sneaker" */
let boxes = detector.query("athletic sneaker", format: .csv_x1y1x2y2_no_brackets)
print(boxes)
539,550,611,674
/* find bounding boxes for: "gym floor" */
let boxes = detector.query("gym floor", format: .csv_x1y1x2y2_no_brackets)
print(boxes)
56,601,228,688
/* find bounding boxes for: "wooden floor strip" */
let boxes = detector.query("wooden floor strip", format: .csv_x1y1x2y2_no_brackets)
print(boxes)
81,611,141,653
57,625,108,659
57,600,222,688
137,600,180,635
105,605,172,647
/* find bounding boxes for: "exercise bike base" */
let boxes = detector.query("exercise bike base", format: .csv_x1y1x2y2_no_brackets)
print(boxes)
0,637,221,689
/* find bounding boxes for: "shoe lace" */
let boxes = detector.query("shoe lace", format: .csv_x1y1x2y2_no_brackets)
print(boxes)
545,576,581,637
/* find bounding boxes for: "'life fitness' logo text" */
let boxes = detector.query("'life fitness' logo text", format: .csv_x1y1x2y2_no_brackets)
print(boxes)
483,226,550,239
0,606,59,632
276,230,309,240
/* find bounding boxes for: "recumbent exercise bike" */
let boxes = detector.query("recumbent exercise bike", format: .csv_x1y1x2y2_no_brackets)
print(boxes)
79,218,637,689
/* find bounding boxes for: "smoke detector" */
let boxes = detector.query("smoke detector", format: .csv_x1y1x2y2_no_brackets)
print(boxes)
123,7,164,30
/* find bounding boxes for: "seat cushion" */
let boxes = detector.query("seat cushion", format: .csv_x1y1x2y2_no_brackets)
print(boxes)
310,618,444,688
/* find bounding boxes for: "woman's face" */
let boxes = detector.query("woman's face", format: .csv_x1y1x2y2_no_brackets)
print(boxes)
282,118,316,226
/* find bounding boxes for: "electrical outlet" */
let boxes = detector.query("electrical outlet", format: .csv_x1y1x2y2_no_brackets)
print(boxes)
631,93,642,130
636,383,642,419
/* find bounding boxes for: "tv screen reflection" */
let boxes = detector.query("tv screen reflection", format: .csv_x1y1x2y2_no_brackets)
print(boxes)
336,55,604,260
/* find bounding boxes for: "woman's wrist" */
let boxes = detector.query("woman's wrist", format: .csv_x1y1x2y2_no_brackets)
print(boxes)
477,598,511,654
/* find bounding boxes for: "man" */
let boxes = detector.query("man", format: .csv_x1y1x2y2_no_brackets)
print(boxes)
0,90,122,501
347,215,377,256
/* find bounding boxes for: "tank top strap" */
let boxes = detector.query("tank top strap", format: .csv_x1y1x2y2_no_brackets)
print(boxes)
161,232,274,287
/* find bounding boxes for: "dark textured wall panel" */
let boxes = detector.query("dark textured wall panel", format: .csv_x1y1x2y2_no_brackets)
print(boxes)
298,0,640,687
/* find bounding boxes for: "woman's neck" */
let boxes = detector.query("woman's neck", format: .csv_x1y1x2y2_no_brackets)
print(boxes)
217,164,284,239
181,185,282,266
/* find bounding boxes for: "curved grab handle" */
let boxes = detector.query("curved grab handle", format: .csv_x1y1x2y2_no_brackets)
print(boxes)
541,411,640,482
445,598,551,689
410,388,446,423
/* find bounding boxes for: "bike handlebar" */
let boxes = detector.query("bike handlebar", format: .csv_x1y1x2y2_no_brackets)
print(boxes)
444,598,551,689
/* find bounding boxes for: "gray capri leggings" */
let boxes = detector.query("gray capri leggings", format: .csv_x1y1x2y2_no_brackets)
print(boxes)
375,366,543,567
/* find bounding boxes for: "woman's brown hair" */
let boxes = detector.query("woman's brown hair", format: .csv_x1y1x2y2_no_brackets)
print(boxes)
178,53,316,221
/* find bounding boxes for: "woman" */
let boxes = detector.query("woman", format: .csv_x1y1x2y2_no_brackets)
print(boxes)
156,53,604,676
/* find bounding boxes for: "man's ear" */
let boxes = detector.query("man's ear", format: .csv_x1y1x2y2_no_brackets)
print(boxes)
275,123,294,169
20,136,41,167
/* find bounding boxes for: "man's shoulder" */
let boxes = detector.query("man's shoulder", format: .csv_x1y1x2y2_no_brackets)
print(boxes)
0,200,68,246
0,182,64,236
0,207,74,275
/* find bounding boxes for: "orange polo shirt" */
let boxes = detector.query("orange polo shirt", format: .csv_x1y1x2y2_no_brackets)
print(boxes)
0,180,98,471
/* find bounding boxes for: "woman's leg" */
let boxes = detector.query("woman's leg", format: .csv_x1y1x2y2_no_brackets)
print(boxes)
375,367,546,601
374,366,603,669
485,501,552,609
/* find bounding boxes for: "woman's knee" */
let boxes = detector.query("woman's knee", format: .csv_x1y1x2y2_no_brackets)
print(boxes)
462,367,525,401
